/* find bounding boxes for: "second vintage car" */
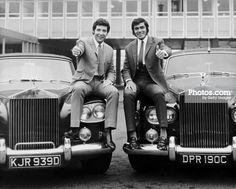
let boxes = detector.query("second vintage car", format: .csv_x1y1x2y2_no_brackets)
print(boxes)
0,53,115,173
123,48,236,171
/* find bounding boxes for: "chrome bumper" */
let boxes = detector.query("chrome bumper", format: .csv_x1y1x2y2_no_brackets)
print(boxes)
0,138,114,165
123,136,236,161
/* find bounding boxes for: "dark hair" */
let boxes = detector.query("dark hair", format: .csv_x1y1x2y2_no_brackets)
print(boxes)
92,18,110,33
131,18,149,36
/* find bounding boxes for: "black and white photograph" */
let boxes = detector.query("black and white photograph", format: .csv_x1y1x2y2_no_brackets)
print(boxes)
0,0,236,188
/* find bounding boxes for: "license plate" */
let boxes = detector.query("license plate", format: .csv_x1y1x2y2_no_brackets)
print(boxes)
9,155,61,169
179,154,229,164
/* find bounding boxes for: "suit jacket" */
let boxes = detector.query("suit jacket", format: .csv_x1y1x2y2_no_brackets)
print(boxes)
121,36,172,93
72,37,115,84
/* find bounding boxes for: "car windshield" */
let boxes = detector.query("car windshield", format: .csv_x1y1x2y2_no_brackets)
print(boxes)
0,57,73,82
166,53,236,77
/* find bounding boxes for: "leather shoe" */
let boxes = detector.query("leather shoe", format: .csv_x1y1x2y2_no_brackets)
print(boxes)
105,140,116,150
128,136,140,150
64,128,79,140
157,136,168,150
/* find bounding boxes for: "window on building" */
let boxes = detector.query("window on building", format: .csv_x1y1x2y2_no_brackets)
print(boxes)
9,1,20,17
111,0,123,17
97,0,107,17
82,0,93,17
38,0,49,17
217,0,229,16
126,0,137,17
156,0,168,16
0,1,5,17
234,0,236,15
67,0,78,17
52,0,63,17
141,0,151,17
202,0,213,16
23,0,34,17
187,0,198,16
171,0,183,16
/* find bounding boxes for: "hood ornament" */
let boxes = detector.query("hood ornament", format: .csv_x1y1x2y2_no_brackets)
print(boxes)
200,72,208,86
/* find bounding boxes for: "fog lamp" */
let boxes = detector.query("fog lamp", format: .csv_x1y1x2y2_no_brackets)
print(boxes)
79,127,91,142
145,128,158,144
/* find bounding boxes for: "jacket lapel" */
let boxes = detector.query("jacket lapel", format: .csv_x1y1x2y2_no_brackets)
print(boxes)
145,36,153,58
89,38,98,56
132,39,138,66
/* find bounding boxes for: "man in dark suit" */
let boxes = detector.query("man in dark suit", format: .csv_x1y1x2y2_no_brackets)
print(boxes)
122,18,174,150
68,18,119,149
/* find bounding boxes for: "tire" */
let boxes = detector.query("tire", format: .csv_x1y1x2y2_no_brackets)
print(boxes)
128,155,166,172
81,153,112,174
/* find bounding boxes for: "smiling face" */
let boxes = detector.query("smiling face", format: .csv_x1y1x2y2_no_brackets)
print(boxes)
133,22,147,40
93,25,108,44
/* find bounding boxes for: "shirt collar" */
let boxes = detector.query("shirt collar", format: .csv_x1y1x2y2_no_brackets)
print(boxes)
138,35,148,44
93,36,104,48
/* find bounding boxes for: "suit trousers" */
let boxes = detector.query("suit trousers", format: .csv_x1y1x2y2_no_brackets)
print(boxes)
123,69,168,133
71,76,119,129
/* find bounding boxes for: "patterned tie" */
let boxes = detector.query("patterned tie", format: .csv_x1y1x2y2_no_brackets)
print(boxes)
97,44,104,75
138,40,144,69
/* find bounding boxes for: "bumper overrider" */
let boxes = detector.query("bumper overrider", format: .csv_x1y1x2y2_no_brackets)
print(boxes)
123,136,236,164
0,138,114,169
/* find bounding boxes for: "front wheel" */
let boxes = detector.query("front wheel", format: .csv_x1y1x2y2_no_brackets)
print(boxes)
81,153,112,174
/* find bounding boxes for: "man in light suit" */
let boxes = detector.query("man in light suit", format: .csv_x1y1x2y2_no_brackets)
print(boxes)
122,18,174,150
69,18,119,149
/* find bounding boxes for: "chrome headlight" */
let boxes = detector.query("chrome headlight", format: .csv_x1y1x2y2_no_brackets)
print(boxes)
232,108,236,123
167,108,177,123
146,106,177,124
81,101,106,123
81,107,92,121
93,104,105,119
146,108,158,124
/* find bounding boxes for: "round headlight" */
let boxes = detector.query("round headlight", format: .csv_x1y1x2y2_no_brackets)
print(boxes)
81,107,92,121
93,104,105,119
146,108,159,124
79,127,91,142
232,108,236,123
167,108,177,123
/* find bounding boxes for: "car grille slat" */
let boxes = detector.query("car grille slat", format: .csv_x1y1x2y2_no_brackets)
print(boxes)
9,98,59,150
180,95,229,148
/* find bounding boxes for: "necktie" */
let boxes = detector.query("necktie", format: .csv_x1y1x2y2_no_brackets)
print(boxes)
97,44,104,75
138,40,144,69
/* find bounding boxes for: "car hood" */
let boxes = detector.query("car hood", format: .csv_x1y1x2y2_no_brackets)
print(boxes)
0,81,71,99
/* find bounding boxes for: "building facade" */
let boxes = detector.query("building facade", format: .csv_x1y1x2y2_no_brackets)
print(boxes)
0,0,236,40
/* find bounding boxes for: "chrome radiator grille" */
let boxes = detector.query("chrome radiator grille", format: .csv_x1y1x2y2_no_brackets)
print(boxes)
9,98,59,150
179,95,229,148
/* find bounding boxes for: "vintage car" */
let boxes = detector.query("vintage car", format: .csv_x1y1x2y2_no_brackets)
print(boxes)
0,53,114,173
123,48,236,171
